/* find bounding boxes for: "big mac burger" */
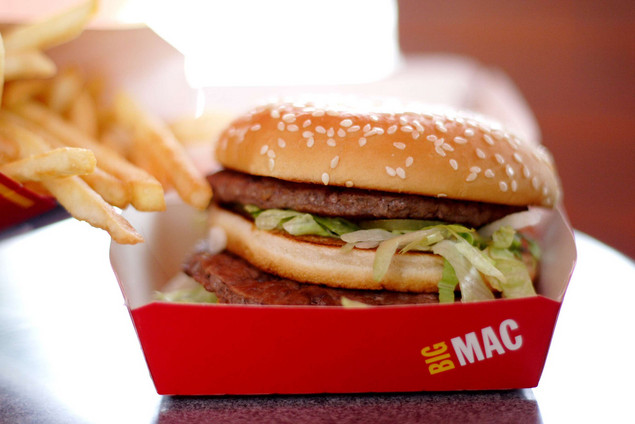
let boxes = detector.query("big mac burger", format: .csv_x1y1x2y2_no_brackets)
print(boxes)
182,98,561,306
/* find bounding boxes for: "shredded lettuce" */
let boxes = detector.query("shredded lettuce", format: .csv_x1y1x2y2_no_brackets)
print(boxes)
438,260,459,303
432,240,496,302
249,206,358,238
244,205,541,302
155,284,218,304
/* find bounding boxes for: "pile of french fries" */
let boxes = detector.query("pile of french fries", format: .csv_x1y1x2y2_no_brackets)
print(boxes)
0,0,215,244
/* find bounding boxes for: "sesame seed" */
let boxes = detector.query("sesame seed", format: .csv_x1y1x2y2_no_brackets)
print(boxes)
303,119,312,128
406,156,414,167
495,153,505,164
347,125,360,133
412,131,420,140
442,143,454,152
282,113,296,123
393,142,406,150
374,127,385,135
499,181,509,192
306,137,314,147
385,166,397,177
485,169,495,178
370,114,379,122
278,138,286,148
399,116,408,125
363,124,371,132
450,159,458,170
327,128,335,137
513,152,523,163
522,165,531,178
401,125,413,133
454,136,467,144
437,193,448,198
327,138,337,147
358,137,367,147
251,124,262,131
345,181,354,187
268,158,275,171
470,166,481,173
466,173,478,182
464,128,475,137
387,125,397,134
287,124,299,132
312,110,325,117
396,167,406,179
427,134,438,142
270,109,280,119
277,122,285,131
506,164,515,178
413,120,424,132
364,129,378,137
435,146,447,157
330,156,340,168
478,122,491,133
260,145,269,155
340,119,353,127
476,148,486,159
322,173,330,185
326,110,338,116
337,129,346,137
316,126,326,134
302,131,313,138
511,180,518,192
435,121,448,133
532,176,540,190
483,134,495,146
488,129,501,140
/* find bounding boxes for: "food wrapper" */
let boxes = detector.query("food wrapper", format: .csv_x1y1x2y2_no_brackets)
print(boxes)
111,199,575,395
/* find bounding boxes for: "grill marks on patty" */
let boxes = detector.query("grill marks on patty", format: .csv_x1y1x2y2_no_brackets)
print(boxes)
208,170,525,228
183,250,440,306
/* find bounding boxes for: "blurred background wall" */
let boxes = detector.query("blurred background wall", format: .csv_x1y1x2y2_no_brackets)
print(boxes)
398,0,635,258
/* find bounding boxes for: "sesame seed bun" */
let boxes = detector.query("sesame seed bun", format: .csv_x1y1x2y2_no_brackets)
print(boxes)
216,99,561,207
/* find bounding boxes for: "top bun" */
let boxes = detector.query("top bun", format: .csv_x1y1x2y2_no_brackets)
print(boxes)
216,98,561,207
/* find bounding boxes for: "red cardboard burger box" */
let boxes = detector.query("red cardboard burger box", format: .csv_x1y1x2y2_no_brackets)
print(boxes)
110,199,575,395
0,25,576,394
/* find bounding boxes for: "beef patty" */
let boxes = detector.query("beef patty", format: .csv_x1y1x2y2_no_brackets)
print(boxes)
208,170,525,228
183,250,441,306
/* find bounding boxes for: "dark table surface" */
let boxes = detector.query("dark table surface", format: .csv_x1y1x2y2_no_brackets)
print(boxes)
1,216,633,424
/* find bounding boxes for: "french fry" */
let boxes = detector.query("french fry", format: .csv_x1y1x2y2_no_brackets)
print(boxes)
2,0,98,52
113,92,212,210
0,112,142,244
4,50,57,81
170,110,235,145
4,109,129,208
0,134,19,164
99,123,132,157
10,101,165,211
67,88,99,137
79,167,129,208
0,147,95,182
2,79,48,107
46,67,84,113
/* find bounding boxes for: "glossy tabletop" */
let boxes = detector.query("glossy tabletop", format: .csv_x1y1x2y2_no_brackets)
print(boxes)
0,213,633,423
